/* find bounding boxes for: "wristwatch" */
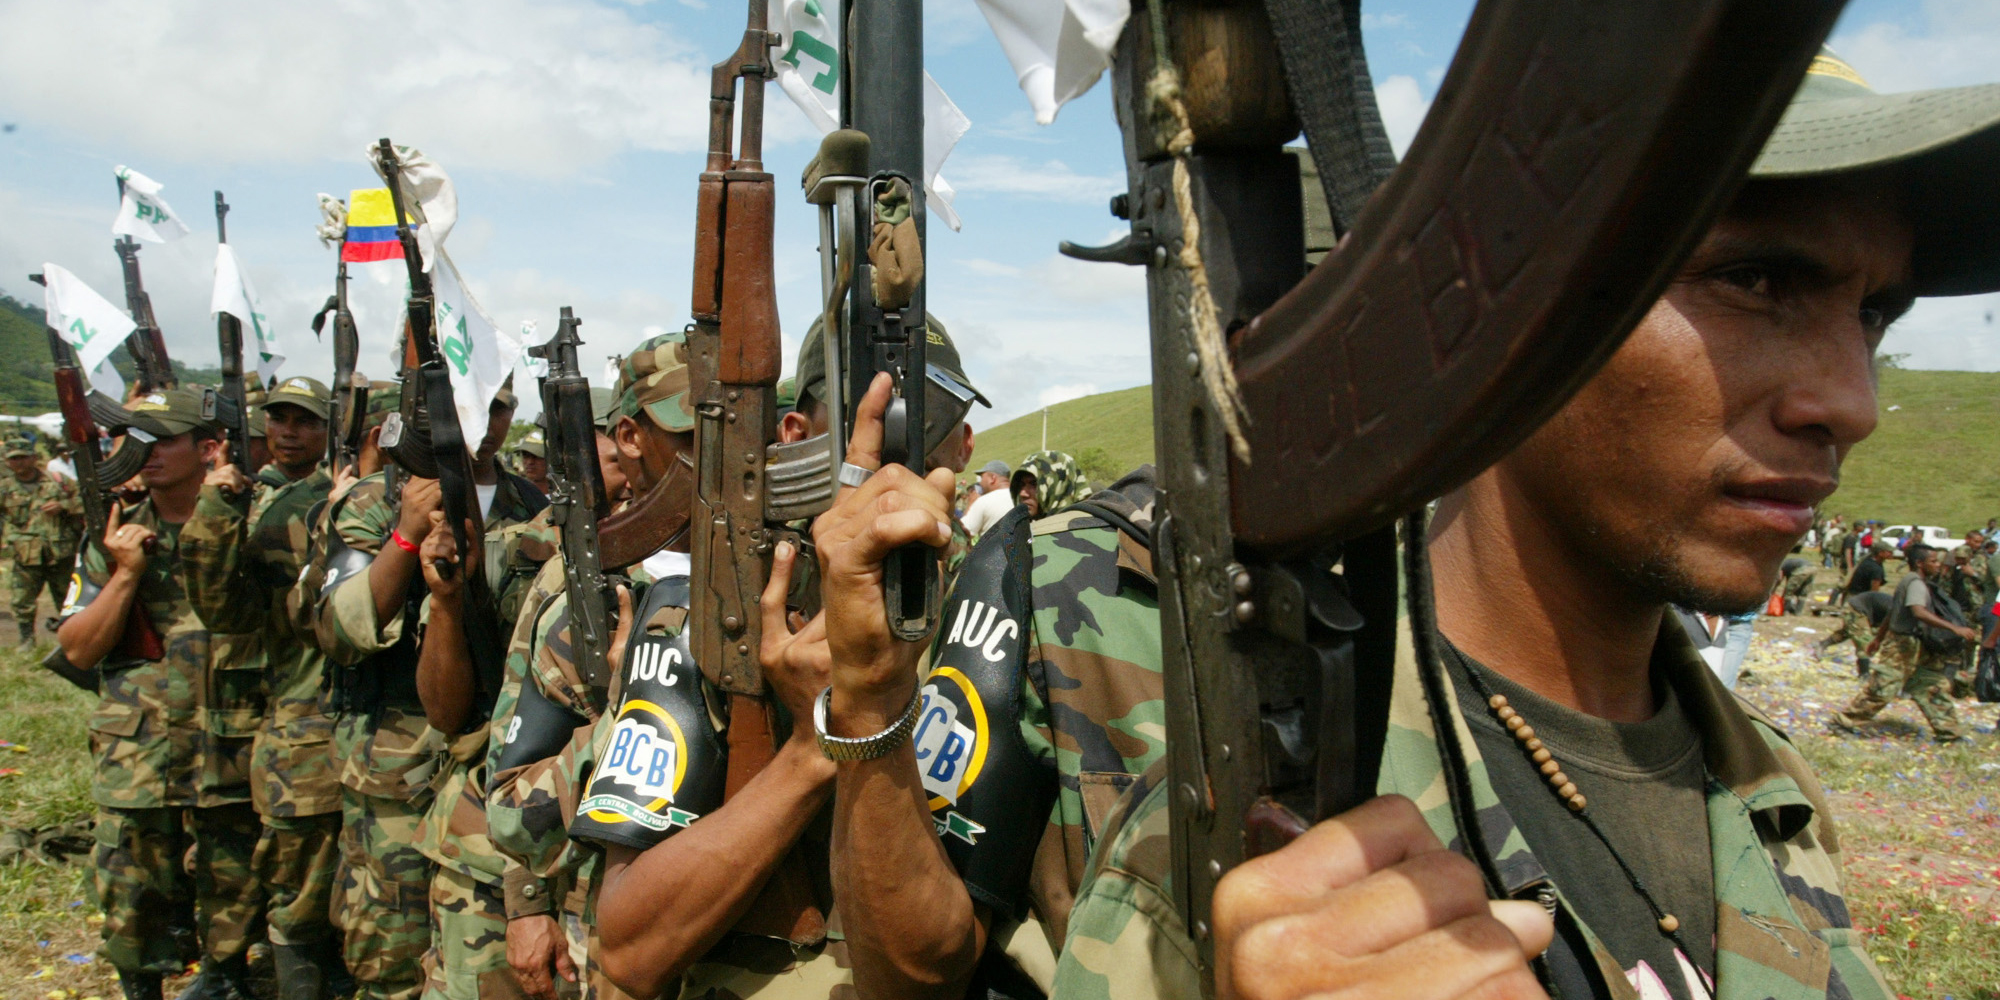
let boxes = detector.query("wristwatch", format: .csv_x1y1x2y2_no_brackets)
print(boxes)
814,684,922,761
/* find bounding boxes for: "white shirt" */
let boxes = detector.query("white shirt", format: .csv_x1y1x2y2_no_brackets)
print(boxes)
642,548,692,580
476,483,498,520
960,487,1017,538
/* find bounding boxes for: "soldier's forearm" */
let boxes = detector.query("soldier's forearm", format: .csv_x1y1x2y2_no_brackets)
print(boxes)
831,743,985,1000
56,569,142,671
417,600,477,735
596,738,836,996
367,541,419,636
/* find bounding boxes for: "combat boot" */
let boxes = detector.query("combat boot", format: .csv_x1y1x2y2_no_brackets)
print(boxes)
17,621,32,645
172,954,254,1000
118,969,164,1000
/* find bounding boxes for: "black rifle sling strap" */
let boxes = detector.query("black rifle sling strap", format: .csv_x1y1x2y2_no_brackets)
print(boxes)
1264,0,1394,234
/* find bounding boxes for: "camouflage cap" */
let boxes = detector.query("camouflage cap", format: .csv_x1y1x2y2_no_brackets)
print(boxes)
514,429,547,458
614,330,694,432
263,376,333,420
125,387,221,438
590,385,618,432
364,380,401,430
5,439,32,459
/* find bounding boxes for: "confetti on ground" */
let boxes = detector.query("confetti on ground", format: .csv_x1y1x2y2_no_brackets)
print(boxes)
0,740,28,753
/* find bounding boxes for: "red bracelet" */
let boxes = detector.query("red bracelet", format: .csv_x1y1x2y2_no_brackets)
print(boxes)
389,529,419,554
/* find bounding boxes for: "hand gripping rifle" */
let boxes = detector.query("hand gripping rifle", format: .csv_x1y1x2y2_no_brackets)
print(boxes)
1075,1,1844,992
29,273,165,686
528,308,617,694
685,0,826,945
213,191,253,473
376,137,507,705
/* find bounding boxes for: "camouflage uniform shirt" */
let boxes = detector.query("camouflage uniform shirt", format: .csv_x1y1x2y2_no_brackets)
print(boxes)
64,498,255,808
0,469,82,566
182,465,339,817
1053,618,1894,1000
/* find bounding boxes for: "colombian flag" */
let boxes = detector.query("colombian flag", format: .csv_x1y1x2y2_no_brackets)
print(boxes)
341,188,405,263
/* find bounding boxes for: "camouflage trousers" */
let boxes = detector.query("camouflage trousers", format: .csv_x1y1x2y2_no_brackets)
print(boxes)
1842,633,1962,740
254,811,341,946
10,560,68,636
92,803,263,975
333,789,438,1000
1823,604,1875,655
422,867,522,999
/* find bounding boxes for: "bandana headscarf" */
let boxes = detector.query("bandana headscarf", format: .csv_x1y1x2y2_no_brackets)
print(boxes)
1010,450,1092,516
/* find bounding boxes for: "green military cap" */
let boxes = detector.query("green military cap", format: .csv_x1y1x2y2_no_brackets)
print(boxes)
614,331,695,432
514,429,547,458
364,380,401,430
1749,49,2000,296
591,385,618,432
775,376,798,411
5,439,33,459
125,387,220,438
493,385,519,411
796,312,989,414
263,376,333,420
247,408,268,438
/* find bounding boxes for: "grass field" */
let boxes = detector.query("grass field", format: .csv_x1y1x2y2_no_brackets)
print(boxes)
0,573,1994,997
969,367,2000,532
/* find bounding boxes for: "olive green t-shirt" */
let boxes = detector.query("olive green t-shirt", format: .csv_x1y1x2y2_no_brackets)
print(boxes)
1446,642,1716,1000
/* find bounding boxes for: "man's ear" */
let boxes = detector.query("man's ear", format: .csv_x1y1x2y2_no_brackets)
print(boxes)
613,415,645,460
777,410,812,445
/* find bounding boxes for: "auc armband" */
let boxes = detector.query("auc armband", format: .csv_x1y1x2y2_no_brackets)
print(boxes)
569,576,726,853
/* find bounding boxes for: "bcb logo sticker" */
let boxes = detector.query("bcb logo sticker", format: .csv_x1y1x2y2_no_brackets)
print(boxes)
917,667,991,845
579,698,700,832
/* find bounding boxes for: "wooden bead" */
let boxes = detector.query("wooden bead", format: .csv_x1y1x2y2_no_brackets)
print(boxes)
1547,771,1569,788
1556,781,1578,800
1515,725,1535,741
1504,715,1525,732
1657,914,1679,933
1488,694,1509,710
1567,795,1587,812
1524,737,1544,753
1539,760,1561,777
1530,748,1552,765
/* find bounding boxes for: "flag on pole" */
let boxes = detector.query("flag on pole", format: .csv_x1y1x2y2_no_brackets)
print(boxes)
431,253,509,450
973,0,1129,124
771,4,972,230
212,244,286,384
341,189,405,263
40,264,134,377
367,143,457,273
110,166,191,243
316,193,348,249
90,358,125,400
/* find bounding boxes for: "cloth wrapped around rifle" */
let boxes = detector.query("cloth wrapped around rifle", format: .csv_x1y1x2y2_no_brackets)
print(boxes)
869,177,923,309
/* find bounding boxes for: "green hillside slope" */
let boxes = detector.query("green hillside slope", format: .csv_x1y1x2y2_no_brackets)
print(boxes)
970,368,2000,531
0,290,226,415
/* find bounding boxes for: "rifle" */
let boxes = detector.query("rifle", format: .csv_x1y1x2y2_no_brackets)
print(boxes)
1079,1,1843,992
311,262,368,473
684,0,826,945
29,273,165,684
844,0,935,642
375,138,507,705
213,191,253,473
111,176,177,394
528,308,617,693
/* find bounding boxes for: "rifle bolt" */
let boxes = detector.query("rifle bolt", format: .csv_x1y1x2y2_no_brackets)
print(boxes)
1233,600,1255,624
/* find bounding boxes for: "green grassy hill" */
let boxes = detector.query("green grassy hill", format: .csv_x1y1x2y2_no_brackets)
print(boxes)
0,289,225,416
970,368,2000,531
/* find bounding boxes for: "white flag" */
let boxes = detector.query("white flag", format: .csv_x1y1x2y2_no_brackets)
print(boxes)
41,264,134,376
974,0,1129,124
770,7,972,231
431,254,508,450
367,144,457,272
90,358,126,399
516,321,548,384
110,166,191,243
211,244,286,384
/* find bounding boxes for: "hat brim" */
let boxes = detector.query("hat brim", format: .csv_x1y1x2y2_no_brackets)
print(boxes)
263,397,332,421
1753,84,2000,296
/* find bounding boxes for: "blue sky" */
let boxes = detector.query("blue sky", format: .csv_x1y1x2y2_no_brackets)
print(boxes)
3,0,1997,427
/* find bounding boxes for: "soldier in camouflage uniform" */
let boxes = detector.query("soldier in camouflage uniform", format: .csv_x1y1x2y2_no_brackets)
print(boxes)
0,439,82,643
182,377,346,1000
1051,49,1969,1000
1835,545,1973,743
306,386,545,1000
1006,450,1092,519
54,390,263,1000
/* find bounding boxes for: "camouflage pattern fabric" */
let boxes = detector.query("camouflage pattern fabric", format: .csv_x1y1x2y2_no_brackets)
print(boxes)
182,466,341,818
1840,632,1961,740
494,506,560,628
1053,619,1894,1000
11,562,70,636
1011,451,1092,515
1011,490,1162,949
93,803,262,973
1822,602,1876,656
423,866,521,1000
253,811,341,946
0,468,82,566
334,786,437,1000
613,330,696,431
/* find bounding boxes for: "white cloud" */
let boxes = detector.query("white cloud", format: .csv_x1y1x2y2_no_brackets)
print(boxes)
1359,13,1410,30
1373,74,1429,159
1023,250,1145,304
1831,0,2000,92
0,0,718,178
1038,382,1096,407
944,154,1122,204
